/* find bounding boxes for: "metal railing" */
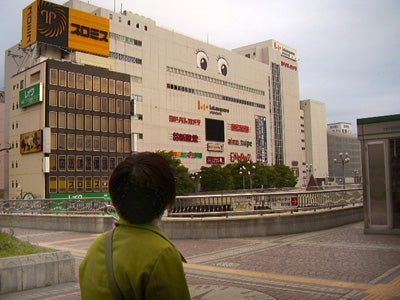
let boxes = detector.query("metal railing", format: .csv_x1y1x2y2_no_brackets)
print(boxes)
0,188,363,218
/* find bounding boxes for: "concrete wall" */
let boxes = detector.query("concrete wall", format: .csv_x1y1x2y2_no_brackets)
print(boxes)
0,206,363,238
0,251,75,294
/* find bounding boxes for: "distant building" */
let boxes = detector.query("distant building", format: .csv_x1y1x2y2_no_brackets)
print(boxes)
300,99,328,185
327,122,353,135
0,91,5,192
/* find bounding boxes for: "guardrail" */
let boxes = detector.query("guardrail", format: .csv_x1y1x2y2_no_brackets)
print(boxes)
168,188,363,217
0,188,363,219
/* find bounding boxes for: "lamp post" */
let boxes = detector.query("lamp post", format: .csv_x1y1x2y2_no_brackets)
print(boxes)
305,163,313,186
352,169,360,184
248,162,256,190
239,166,246,190
334,152,350,189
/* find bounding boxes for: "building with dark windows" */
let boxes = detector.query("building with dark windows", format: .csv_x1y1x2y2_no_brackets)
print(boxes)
4,0,305,198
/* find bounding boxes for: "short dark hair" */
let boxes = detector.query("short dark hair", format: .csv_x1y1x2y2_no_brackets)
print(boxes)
109,152,176,224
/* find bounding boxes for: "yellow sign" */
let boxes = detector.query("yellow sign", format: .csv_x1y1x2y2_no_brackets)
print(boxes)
21,1,38,48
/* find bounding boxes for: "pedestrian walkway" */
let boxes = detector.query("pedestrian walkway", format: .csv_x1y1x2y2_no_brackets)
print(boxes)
2,222,400,299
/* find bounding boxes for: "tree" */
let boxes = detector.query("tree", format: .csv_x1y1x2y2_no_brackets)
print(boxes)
155,151,194,195
272,164,298,188
200,165,234,192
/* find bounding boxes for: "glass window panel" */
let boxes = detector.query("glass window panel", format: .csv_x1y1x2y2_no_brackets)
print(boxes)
93,136,100,151
101,97,108,112
59,70,66,86
76,134,83,151
59,91,66,107
76,94,84,109
85,156,92,171
67,113,75,130
50,155,57,172
124,119,130,134
49,90,57,106
109,157,116,170
50,69,58,85
59,176,66,193
68,72,75,88
51,133,57,149
109,137,116,152
109,117,116,133
85,95,92,110
102,176,109,191
116,80,123,95
67,155,75,171
85,115,92,131
76,155,84,171
101,77,108,93
101,117,108,132
93,156,100,171
109,79,115,94
58,155,66,171
58,112,66,128
116,99,123,114
124,81,130,96
85,74,92,91
77,73,84,89
49,176,57,193
76,114,83,130
85,176,92,192
124,100,130,115
101,156,108,172
67,133,75,150
68,176,75,193
117,156,124,165
93,76,100,92
101,136,108,152
109,98,115,113
117,137,123,152
93,116,100,131
76,176,84,192
116,118,123,133
93,176,100,192
67,92,75,109
58,134,66,150
93,96,100,112
124,138,131,153
85,135,92,151
49,111,57,127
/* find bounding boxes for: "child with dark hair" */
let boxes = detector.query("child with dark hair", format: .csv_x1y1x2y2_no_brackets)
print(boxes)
79,152,191,299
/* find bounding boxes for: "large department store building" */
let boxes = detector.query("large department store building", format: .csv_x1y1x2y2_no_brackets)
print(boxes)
4,0,304,199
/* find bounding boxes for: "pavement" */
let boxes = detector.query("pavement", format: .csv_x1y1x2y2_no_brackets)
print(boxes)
1,221,400,300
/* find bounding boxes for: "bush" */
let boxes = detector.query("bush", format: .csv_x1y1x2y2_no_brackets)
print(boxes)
0,232,55,258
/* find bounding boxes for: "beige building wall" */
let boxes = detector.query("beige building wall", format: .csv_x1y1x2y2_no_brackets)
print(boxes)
300,99,329,182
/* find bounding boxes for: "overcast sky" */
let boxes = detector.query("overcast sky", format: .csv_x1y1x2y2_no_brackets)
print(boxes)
1,0,399,128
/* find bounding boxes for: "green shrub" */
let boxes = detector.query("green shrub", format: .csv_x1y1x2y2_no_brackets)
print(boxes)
0,232,56,258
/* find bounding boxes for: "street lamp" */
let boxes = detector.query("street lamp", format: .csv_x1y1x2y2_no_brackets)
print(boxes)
334,152,350,189
247,162,256,190
239,166,246,190
352,169,360,184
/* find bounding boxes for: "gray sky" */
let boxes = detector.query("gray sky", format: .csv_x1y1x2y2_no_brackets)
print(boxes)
1,0,399,128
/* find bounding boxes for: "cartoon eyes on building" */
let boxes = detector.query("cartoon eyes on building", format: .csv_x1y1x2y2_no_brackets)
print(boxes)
196,50,209,71
195,50,229,76
217,56,228,76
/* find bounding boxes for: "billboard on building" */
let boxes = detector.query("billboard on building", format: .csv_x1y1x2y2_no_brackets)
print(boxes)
19,83,43,108
21,0,109,57
20,130,42,154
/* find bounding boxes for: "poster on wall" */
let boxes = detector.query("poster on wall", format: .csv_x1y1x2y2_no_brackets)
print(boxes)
20,130,42,154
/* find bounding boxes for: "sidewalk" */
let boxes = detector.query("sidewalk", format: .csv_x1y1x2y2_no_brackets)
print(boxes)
2,222,400,299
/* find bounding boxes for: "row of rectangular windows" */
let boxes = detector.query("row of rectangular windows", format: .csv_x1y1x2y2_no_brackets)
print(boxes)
49,175,111,194
51,133,131,153
49,69,131,96
166,83,265,109
48,90,131,114
167,66,265,96
49,155,125,173
49,111,130,133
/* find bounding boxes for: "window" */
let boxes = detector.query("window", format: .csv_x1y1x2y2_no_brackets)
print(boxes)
67,155,75,171
85,156,92,171
109,98,115,113
85,115,92,131
109,117,116,133
102,176,109,191
49,176,57,193
58,112,66,128
101,97,108,112
85,176,92,192
58,155,66,171
85,75,92,91
76,114,83,130
59,91,66,107
50,155,57,171
93,96,100,111
67,93,75,109
93,136,100,151
77,73,84,89
124,100,130,115
101,156,108,172
58,133,66,150
101,77,108,93
68,176,75,193
59,70,66,86
93,156,100,171
101,136,108,152
67,134,75,150
59,176,67,193
85,95,92,110
124,119,130,134
101,117,108,132
124,138,130,153
109,137,116,152
49,90,57,106
109,157,116,170
116,99,123,114
67,113,75,130
93,176,100,192
117,137,123,152
85,135,92,151
50,69,58,85
68,72,75,88
109,79,115,94
76,155,84,171
49,111,57,127
93,116,100,131
116,80,123,95
117,119,124,133
124,82,131,96
51,133,57,149
76,94,84,109
76,176,84,192
76,135,83,151
93,76,100,92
